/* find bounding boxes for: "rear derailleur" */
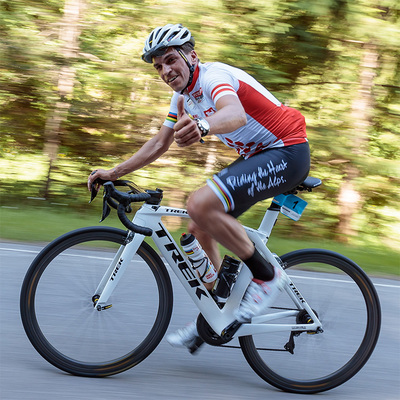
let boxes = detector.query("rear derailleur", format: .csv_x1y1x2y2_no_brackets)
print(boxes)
284,309,323,354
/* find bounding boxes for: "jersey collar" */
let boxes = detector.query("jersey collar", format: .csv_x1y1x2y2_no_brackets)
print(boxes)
186,63,200,93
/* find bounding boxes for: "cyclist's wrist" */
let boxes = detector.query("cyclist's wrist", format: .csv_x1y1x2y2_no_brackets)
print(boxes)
112,167,120,180
196,118,210,137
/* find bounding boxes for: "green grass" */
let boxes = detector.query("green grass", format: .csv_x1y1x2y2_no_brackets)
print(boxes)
1,206,399,278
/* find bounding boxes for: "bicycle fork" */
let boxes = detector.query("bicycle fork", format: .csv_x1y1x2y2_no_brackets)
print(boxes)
91,232,145,311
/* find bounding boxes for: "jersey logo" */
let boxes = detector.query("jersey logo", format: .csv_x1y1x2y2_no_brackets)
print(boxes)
192,88,204,102
225,138,271,156
204,107,216,117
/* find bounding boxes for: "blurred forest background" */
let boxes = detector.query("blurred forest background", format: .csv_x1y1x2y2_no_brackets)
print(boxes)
1,0,399,259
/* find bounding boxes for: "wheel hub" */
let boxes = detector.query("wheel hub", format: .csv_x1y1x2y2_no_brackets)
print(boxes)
296,309,320,334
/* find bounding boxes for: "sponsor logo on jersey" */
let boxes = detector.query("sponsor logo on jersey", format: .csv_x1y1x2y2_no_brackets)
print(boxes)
204,107,216,117
192,88,204,102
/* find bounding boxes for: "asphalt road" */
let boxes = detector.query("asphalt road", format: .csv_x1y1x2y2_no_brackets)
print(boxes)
1,241,399,400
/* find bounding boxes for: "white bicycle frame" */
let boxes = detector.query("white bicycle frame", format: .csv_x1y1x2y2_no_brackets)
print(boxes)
94,201,322,338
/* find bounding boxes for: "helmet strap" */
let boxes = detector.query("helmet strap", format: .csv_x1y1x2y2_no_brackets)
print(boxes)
177,48,195,94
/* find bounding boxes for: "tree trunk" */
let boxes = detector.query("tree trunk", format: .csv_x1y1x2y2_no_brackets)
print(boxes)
41,0,84,198
336,42,378,241
204,135,218,175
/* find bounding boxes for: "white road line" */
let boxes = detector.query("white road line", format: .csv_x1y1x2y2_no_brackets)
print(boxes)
289,274,400,289
2,246,399,289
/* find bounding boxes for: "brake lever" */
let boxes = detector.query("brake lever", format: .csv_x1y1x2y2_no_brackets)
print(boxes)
89,178,141,203
89,178,107,203
99,181,113,222
98,180,132,223
100,197,111,223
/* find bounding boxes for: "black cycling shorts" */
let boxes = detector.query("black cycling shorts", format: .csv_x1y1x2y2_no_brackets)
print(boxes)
207,142,310,218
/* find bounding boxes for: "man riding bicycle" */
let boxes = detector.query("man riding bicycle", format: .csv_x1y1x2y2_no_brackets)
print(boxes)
88,23,310,351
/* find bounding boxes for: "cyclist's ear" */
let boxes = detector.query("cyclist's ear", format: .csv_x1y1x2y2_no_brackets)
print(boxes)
177,95,186,119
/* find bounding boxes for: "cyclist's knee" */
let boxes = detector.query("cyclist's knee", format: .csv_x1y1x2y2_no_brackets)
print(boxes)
187,186,223,222
187,220,201,236
186,193,204,222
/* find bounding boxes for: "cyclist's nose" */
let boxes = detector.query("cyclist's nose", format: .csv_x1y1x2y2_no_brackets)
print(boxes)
162,63,172,77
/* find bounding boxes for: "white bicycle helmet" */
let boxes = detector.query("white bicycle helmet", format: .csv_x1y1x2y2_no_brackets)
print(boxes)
142,23,195,63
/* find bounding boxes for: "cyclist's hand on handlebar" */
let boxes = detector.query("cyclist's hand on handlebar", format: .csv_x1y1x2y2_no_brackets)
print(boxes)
87,168,114,191
173,95,202,147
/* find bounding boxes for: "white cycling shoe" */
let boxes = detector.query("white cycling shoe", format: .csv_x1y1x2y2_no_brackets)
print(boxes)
166,321,204,353
235,266,287,323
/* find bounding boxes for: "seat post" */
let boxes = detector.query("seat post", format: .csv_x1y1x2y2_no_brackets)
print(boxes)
258,202,281,239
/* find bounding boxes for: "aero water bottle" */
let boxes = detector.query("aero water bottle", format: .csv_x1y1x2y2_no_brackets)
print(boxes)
180,233,218,283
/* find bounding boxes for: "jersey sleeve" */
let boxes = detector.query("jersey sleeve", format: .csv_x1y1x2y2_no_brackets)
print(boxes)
202,63,239,104
163,92,180,129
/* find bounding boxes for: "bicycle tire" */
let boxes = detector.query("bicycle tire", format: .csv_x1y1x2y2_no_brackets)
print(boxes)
20,226,173,377
239,249,381,394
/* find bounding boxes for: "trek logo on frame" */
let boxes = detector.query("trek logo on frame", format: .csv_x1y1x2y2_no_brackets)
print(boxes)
155,224,208,301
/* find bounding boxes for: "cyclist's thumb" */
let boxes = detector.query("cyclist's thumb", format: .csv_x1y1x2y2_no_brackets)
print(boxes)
177,95,186,119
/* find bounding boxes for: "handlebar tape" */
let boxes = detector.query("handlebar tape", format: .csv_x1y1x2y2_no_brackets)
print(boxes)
117,204,153,236
101,183,153,236
128,192,152,203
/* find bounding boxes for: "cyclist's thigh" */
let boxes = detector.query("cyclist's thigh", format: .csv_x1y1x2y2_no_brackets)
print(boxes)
207,142,310,217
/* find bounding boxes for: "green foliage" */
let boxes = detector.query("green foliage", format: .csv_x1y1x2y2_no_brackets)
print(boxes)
0,0,59,152
0,0,399,253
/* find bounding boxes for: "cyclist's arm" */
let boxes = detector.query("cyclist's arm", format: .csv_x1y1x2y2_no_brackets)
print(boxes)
173,95,246,147
115,125,174,175
87,125,174,190
207,94,247,135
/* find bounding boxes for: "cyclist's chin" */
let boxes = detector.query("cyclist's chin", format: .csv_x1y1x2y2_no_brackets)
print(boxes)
166,77,187,92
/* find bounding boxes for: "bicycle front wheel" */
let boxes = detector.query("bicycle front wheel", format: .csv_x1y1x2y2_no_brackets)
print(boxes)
20,227,173,377
239,249,381,394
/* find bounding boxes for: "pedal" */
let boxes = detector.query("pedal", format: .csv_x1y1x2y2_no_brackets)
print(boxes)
188,336,205,354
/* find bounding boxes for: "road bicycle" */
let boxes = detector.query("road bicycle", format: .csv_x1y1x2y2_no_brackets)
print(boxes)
20,176,381,394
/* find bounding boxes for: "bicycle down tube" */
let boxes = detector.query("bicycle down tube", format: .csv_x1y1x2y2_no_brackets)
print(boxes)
94,200,322,338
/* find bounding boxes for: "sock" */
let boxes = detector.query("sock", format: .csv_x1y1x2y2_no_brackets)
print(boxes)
242,248,275,281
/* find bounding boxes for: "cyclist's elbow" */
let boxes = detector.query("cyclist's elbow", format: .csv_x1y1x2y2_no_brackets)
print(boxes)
150,130,173,155
237,112,247,128
225,107,247,132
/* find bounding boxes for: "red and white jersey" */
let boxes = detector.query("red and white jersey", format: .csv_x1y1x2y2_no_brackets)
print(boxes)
163,62,307,159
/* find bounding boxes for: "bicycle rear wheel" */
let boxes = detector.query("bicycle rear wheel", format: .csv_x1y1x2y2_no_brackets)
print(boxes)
20,227,173,377
239,249,381,394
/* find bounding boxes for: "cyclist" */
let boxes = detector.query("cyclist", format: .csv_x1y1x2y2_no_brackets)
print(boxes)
88,23,310,351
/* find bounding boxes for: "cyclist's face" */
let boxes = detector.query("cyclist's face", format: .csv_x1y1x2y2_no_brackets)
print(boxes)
153,47,196,92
